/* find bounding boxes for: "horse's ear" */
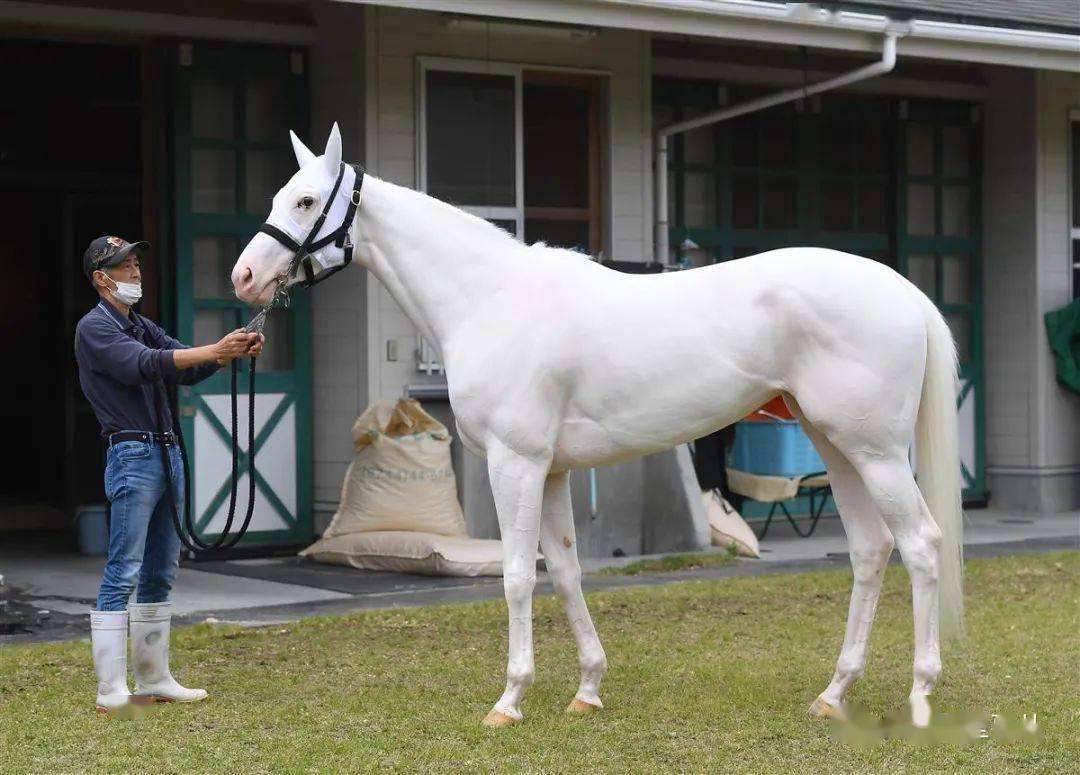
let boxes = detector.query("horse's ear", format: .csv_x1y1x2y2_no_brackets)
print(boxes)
290,130,316,168
323,122,342,176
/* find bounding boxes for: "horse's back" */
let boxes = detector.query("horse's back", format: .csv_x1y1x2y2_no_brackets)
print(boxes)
543,248,927,467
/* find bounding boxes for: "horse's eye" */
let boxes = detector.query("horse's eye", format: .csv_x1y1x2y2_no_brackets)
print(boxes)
299,196,315,209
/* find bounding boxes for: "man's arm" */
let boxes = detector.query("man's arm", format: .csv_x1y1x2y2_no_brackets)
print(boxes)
76,316,182,386
171,345,225,379
141,316,257,385
158,328,221,385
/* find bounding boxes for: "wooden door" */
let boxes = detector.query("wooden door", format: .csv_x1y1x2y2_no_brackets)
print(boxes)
172,42,313,548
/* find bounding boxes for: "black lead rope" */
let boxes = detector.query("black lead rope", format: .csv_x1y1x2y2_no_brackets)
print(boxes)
154,358,257,556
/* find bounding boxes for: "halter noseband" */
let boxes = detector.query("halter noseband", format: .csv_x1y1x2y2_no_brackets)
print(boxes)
258,161,366,292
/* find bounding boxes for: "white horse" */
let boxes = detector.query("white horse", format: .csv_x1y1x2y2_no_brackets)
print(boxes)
232,124,963,728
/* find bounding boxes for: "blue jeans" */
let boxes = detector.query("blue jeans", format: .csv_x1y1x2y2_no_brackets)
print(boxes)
96,439,184,612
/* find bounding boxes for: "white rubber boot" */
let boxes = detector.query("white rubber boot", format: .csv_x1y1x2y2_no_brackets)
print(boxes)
90,610,132,712
129,602,208,704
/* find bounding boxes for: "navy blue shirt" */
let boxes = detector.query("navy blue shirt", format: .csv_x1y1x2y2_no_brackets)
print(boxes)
74,301,219,436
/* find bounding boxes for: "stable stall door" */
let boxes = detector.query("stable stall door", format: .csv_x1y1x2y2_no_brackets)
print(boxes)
172,43,312,549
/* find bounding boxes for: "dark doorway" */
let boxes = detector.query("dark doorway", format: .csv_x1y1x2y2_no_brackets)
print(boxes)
0,40,143,528
522,72,603,254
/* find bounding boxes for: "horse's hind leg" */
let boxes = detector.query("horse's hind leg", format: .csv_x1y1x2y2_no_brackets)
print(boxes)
785,397,894,720
852,457,944,727
538,471,607,713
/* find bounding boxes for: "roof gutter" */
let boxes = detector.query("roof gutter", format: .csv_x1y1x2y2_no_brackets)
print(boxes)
655,24,905,267
0,0,318,44
340,0,1080,72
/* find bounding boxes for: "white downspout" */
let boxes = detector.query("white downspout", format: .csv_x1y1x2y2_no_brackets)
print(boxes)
655,25,908,267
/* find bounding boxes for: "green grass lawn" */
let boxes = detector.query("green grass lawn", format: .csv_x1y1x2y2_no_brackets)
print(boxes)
2,553,1077,773
602,549,737,575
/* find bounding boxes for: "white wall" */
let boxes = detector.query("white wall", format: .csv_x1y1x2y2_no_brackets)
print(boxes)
983,67,1037,472
363,5,653,403
983,66,1080,511
1035,71,1080,472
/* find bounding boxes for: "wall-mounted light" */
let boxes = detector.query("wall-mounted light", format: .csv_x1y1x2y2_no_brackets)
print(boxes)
442,15,598,41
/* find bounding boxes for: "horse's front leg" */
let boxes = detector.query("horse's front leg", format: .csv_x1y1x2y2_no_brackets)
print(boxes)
539,470,607,713
482,438,550,727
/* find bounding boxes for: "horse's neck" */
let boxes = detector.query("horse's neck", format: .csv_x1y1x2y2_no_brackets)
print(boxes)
356,177,516,351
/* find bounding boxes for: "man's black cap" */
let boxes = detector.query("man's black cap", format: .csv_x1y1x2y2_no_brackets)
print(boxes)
83,236,149,279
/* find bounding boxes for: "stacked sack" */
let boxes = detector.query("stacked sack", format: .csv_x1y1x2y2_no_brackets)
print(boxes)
300,399,511,576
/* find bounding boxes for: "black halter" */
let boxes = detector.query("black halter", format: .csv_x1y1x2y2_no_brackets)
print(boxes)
257,161,365,290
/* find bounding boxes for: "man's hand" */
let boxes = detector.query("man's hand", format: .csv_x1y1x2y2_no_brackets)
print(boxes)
245,333,265,359
171,330,262,371
213,329,259,366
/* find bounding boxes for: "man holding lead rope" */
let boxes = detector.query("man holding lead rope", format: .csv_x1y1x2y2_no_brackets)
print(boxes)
74,235,263,712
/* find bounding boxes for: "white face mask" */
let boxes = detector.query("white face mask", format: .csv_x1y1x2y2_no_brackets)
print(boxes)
100,274,142,306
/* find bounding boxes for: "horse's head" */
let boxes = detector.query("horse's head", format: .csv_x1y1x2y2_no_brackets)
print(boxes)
232,123,347,305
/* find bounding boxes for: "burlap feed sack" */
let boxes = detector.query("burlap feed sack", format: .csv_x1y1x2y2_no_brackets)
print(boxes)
321,399,467,538
300,531,508,577
702,489,759,558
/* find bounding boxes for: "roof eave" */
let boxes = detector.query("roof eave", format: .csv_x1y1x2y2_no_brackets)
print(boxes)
340,0,1080,72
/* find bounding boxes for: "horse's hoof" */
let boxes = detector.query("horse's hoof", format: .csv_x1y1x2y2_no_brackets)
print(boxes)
909,694,932,728
482,709,521,728
566,698,602,715
807,696,847,722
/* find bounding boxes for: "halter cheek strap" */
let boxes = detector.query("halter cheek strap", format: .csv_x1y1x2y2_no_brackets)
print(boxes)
257,162,365,289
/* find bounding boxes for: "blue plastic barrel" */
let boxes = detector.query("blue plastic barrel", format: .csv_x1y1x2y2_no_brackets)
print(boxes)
74,504,110,556
729,420,825,477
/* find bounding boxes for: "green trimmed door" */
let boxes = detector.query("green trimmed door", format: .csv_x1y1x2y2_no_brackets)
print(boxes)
897,100,985,502
172,43,313,548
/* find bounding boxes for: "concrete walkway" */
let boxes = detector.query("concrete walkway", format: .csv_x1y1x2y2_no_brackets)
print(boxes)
1,509,1076,645
711,508,1077,566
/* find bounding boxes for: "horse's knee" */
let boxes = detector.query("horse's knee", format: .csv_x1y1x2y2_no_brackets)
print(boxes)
897,532,939,581
850,535,894,585
503,570,536,608
913,654,942,688
551,565,582,598
920,518,943,550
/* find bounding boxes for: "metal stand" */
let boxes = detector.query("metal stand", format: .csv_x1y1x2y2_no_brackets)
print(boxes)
754,471,832,540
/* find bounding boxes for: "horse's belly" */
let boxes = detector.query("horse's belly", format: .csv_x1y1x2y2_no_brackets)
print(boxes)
551,416,670,470
551,370,771,470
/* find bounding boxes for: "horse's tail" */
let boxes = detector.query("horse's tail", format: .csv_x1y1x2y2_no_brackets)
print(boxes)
914,291,964,640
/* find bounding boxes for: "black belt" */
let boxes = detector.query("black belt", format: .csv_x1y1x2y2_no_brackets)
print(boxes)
108,430,176,447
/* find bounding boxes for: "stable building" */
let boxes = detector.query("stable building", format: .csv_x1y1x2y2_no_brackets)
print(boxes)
2,0,1078,559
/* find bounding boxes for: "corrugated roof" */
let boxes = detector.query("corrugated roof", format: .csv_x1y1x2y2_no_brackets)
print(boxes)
821,1,1080,33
